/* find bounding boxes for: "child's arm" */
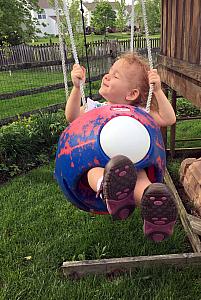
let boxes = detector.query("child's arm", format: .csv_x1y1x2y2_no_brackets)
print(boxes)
148,69,176,127
65,64,86,122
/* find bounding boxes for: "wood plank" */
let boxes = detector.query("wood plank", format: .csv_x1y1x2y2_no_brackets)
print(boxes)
160,0,164,52
170,0,177,58
164,170,201,253
62,253,201,278
187,214,201,236
158,65,201,108
189,0,201,64
166,148,201,160
158,54,201,83
175,1,184,60
176,138,201,142
183,0,191,62
161,0,168,55
167,0,172,57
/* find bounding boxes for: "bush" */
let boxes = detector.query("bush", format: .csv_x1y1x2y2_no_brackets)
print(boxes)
176,98,201,117
0,110,67,183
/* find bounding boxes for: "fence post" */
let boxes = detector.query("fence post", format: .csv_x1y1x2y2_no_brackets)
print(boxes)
109,40,117,58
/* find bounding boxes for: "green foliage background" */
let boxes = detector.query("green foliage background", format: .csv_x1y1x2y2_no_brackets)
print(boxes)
0,0,40,45
91,1,116,34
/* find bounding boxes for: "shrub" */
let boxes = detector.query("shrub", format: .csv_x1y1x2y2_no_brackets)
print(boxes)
176,98,201,117
0,110,67,183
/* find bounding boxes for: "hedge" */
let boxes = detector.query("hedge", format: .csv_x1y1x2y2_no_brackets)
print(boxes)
0,110,67,183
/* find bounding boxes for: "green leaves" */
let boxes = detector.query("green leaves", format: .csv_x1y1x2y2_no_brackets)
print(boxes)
91,2,116,35
0,111,67,182
135,0,161,35
0,0,40,45
115,0,128,33
176,98,201,117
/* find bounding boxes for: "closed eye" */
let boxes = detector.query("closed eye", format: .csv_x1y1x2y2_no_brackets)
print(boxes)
113,73,120,79
108,68,120,79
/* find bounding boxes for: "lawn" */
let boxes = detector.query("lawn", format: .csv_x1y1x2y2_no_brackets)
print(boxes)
1,160,201,299
31,33,160,45
0,67,100,120
0,90,65,119
0,69,64,94
167,119,201,149
0,68,66,119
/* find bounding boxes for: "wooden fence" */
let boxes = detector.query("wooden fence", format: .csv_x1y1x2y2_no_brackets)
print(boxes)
0,37,160,66
0,38,160,125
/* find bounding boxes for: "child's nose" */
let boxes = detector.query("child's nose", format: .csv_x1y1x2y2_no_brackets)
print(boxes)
104,73,110,80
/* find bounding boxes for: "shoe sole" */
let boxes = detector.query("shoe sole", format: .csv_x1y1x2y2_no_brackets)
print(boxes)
102,155,137,220
141,183,178,242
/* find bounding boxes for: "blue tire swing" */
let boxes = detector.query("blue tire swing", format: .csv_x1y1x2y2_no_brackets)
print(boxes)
54,0,166,214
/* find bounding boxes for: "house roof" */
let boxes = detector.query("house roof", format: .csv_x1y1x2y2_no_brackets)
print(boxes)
38,0,51,9
38,1,132,14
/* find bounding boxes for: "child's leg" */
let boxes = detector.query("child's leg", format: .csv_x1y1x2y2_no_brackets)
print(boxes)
133,169,151,207
87,167,104,192
134,170,178,242
87,155,137,220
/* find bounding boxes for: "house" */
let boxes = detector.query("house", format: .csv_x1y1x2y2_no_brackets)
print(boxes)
32,0,136,37
31,0,58,37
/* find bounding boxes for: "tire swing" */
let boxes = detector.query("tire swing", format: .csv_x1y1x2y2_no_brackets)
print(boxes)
54,0,166,214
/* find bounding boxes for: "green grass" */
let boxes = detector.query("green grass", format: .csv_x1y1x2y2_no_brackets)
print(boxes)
0,90,66,119
167,119,201,149
0,68,101,119
0,69,64,94
0,86,99,120
176,120,201,148
31,33,160,45
0,68,67,119
1,161,201,299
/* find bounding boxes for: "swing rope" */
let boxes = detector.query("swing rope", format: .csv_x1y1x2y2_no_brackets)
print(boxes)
130,0,135,52
62,0,86,106
58,0,153,112
140,0,154,113
54,0,69,98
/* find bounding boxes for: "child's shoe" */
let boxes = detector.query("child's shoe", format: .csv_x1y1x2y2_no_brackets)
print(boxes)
98,155,137,220
141,183,178,242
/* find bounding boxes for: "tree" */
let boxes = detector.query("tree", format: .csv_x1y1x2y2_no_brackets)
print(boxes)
69,0,82,34
48,0,82,35
48,0,84,53
145,0,161,34
135,0,161,34
0,0,40,45
91,1,116,35
115,0,128,33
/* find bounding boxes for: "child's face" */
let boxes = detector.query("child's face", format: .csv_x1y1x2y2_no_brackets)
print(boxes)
99,59,138,104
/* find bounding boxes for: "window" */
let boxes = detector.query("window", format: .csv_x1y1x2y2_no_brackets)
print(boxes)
38,14,46,19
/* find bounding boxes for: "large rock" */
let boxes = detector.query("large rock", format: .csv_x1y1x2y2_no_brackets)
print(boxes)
180,158,201,216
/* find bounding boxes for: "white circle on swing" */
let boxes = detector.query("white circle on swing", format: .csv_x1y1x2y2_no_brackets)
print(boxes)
99,116,151,163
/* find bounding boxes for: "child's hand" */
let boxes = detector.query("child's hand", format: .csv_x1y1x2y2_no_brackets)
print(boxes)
148,69,161,94
71,64,86,88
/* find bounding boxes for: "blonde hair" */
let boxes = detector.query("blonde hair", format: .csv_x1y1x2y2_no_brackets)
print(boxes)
119,52,158,111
